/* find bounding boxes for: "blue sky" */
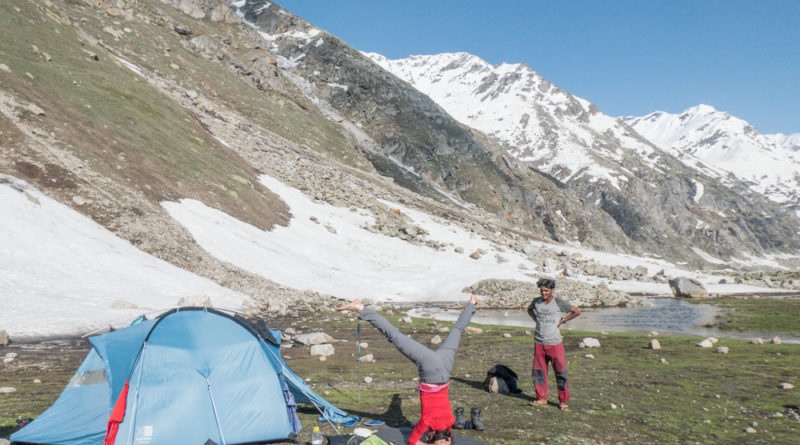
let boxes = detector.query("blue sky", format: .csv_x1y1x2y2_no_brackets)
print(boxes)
278,0,799,135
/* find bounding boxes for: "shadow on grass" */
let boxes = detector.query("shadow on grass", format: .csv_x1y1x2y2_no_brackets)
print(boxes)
298,393,414,428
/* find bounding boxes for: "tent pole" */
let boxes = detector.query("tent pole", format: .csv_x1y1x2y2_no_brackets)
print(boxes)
125,342,148,445
357,321,361,404
310,399,341,435
205,376,227,445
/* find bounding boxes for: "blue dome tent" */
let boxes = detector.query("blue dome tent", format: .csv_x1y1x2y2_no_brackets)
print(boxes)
11,308,352,445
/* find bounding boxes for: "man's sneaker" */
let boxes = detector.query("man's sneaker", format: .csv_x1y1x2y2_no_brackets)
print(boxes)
470,407,485,431
453,407,466,429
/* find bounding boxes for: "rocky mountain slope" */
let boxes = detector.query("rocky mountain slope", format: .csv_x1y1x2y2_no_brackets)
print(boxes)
363,52,800,258
0,0,798,318
622,105,800,213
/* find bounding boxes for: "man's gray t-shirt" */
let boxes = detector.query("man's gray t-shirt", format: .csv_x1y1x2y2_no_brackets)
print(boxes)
531,297,573,345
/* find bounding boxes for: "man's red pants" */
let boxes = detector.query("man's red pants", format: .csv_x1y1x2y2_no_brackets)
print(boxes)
532,342,569,402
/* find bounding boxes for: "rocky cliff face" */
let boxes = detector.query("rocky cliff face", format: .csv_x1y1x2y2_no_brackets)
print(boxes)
0,0,797,283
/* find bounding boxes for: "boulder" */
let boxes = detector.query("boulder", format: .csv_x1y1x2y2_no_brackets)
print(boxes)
649,339,661,350
294,332,335,345
668,277,709,298
697,339,713,348
358,354,374,363
580,337,601,348
309,343,334,357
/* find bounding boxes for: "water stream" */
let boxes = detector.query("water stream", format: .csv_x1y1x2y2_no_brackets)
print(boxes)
407,295,800,344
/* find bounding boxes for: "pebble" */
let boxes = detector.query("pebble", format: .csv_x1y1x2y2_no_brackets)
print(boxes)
772,336,782,344
745,427,756,433
610,403,617,409
717,346,729,354
585,354,595,359
697,339,713,348
502,333,512,338
364,376,373,384
33,379,41,384
778,383,794,389
430,335,442,345
751,338,763,345
660,358,668,364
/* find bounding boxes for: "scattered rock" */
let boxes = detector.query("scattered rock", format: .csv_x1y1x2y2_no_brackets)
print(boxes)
469,251,481,260
294,332,335,345
751,338,764,345
400,317,412,323
359,342,368,349
465,327,483,334
430,335,442,345
707,337,719,344
318,355,327,361
174,26,193,36
649,339,661,350
650,331,659,336
437,326,449,333
667,277,709,298
502,333,512,338
309,343,334,357
359,354,374,363
772,336,782,344
610,403,617,409
697,339,713,348
524,330,532,336
0,387,16,394
364,376,373,383
284,327,297,335
0,63,10,72
717,346,729,354
584,354,595,359
779,383,794,390
744,427,756,433
0,330,9,347
580,337,600,348
660,357,668,364
33,379,41,384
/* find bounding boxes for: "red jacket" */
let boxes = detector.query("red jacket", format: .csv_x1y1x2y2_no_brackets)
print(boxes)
408,384,454,445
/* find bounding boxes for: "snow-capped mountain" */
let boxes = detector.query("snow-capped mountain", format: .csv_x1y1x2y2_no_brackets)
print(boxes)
623,105,800,207
365,52,666,189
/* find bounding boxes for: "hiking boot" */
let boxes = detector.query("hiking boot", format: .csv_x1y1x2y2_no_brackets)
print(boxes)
470,407,485,431
453,407,466,429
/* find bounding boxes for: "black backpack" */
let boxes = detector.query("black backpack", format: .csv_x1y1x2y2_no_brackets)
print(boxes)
483,364,521,394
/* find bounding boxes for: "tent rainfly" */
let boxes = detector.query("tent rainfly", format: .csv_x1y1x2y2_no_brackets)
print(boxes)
11,307,351,445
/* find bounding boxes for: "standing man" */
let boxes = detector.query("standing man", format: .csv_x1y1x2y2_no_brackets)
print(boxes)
526,278,580,411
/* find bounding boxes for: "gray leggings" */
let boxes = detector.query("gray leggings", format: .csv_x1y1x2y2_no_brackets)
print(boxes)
359,304,476,383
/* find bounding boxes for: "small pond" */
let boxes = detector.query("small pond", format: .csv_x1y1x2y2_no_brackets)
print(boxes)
408,295,800,343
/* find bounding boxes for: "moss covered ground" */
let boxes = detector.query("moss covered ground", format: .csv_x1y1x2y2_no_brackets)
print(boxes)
696,297,800,337
2,307,798,444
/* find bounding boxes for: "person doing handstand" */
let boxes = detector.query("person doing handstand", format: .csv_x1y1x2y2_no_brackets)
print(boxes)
337,295,479,445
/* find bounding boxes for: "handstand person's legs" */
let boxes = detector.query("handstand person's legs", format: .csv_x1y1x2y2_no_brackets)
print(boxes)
337,299,433,365
438,295,478,361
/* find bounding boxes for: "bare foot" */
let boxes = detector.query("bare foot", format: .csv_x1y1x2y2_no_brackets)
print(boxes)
336,299,365,312
469,294,478,305
559,402,569,411
529,399,547,406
